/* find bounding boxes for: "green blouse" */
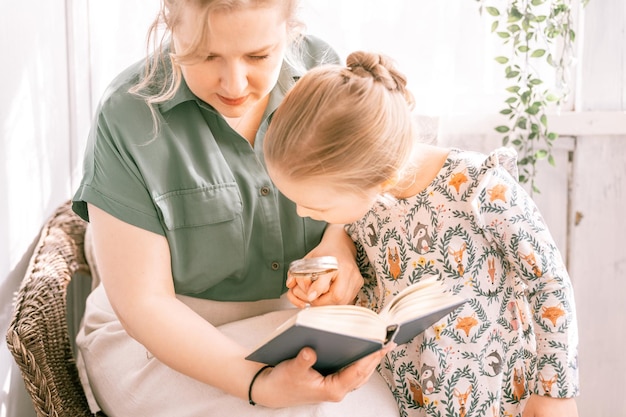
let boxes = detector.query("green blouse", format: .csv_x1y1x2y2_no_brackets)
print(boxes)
73,36,340,301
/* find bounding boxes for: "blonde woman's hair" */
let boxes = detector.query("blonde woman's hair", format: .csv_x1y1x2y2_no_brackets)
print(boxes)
264,51,416,194
129,0,304,125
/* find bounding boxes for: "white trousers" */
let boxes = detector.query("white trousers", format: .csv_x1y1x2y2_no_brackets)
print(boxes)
76,284,400,417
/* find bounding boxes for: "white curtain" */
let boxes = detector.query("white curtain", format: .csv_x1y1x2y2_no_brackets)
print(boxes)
300,0,553,116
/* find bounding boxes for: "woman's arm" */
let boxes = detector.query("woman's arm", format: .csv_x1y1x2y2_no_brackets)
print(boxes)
88,204,258,397
88,204,387,406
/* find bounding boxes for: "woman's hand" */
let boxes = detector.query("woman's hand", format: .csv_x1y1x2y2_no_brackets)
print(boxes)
522,394,578,417
287,224,364,308
250,343,395,407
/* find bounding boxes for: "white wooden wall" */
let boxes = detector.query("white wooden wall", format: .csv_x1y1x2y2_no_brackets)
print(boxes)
1,1,624,416
568,1,626,414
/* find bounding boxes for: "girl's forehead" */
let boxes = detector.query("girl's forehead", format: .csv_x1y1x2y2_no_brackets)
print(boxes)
279,176,367,207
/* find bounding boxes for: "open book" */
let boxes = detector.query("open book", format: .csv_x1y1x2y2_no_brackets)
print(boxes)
245,276,466,375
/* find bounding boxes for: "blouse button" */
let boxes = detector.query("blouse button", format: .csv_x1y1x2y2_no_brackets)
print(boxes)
260,186,271,196
271,262,280,271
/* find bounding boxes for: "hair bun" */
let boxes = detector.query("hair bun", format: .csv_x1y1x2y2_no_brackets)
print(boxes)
346,51,413,106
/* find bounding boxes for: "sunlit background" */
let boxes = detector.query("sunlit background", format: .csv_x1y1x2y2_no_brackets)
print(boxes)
1,1,624,416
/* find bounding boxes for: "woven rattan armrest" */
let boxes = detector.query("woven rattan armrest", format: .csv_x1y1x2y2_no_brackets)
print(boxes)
6,200,107,417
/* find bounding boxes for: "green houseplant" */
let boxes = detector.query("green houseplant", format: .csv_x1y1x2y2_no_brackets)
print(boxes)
476,0,586,193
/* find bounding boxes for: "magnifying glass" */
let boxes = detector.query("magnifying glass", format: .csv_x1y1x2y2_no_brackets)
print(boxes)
288,256,339,282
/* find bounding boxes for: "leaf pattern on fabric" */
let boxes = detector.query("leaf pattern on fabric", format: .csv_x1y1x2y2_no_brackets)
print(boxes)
347,148,579,417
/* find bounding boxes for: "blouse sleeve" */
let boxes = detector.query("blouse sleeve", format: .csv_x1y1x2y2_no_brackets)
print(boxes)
472,148,579,397
72,87,165,236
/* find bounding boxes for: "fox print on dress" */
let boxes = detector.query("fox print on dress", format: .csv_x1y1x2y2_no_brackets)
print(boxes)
348,148,578,417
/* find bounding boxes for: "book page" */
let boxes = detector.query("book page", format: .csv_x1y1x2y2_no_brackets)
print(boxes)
380,276,464,325
388,295,466,326
380,275,441,316
296,305,387,342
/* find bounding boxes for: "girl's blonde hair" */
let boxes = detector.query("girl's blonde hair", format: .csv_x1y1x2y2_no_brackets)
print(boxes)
130,0,303,107
264,51,416,194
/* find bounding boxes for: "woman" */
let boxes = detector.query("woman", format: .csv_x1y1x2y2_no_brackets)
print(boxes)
72,1,399,415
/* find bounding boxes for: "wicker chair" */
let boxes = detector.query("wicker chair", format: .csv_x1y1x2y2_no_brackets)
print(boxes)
6,201,107,417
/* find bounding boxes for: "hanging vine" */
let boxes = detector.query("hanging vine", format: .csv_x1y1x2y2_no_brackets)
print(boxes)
475,0,586,193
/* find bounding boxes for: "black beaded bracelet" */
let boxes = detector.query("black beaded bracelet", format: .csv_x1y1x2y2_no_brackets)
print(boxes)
248,365,273,406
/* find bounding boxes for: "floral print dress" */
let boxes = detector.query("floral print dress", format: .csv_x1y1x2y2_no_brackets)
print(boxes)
347,148,579,417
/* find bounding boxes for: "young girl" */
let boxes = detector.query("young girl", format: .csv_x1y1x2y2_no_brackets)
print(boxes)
263,51,580,417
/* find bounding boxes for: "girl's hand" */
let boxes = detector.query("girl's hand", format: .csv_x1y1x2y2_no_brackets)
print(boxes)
286,268,337,307
522,394,578,417
287,224,363,308
250,343,395,407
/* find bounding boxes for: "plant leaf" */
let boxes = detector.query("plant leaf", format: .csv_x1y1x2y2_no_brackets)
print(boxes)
486,6,500,16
